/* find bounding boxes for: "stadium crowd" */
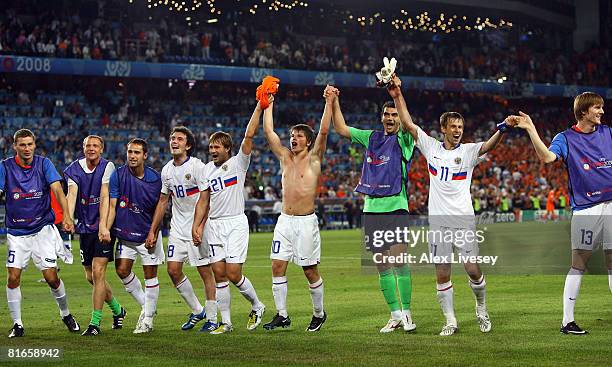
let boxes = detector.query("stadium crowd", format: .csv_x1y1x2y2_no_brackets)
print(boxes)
0,77,573,218
0,1,610,87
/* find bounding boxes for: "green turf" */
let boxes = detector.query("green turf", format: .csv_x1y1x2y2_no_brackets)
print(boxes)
0,224,610,366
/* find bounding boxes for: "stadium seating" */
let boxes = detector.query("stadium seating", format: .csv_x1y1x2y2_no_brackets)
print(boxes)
0,1,609,87
0,82,571,218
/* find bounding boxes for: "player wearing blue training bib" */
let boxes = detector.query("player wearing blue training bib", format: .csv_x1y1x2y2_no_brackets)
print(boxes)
511,92,610,335
106,138,163,334
65,135,125,336
1,129,80,338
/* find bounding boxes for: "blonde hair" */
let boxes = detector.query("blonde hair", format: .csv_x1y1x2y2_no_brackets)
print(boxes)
83,135,105,149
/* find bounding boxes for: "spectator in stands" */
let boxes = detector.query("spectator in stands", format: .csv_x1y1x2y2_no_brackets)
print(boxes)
1,1,609,87
343,199,354,229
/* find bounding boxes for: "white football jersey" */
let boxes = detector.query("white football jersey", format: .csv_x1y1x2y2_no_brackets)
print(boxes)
416,127,483,227
200,150,250,219
161,156,205,240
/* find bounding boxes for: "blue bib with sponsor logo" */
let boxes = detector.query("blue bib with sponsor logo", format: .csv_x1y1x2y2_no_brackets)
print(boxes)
355,131,404,197
563,125,612,208
64,158,109,234
112,165,161,243
2,156,55,235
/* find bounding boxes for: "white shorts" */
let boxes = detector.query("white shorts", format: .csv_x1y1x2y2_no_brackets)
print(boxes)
271,213,321,266
6,224,63,270
167,235,210,267
115,235,165,266
428,224,479,264
571,201,612,251
205,214,249,264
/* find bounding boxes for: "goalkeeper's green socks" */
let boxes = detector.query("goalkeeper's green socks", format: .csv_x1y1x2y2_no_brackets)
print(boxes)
90,309,103,327
379,269,401,317
395,265,412,312
106,297,122,316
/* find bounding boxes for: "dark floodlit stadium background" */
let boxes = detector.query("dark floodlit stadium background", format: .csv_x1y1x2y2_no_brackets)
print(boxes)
0,1,610,366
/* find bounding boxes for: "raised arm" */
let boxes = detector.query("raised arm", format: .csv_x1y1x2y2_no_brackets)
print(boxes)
50,181,74,233
311,90,334,158
263,101,291,160
145,193,169,248
512,111,557,164
241,102,263,156
479,129,505,155
388,76,418,140
328,87,351,139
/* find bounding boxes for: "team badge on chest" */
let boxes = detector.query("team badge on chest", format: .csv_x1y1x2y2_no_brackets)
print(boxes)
455,157,462,164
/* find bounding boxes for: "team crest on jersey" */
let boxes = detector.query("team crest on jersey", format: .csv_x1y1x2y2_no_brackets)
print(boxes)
455,157,462,164
185,173,192,180
222,164,228,171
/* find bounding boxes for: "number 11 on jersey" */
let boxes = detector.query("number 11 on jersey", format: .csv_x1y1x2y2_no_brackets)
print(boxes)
439,166,450,181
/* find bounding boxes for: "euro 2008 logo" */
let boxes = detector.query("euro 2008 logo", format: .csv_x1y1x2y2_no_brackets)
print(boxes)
119,201,127,208
13,193,19,199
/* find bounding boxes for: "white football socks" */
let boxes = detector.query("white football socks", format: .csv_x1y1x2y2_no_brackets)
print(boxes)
121,272,145,306
562,267,583,326
308,278,324,318
236,275,264,311
469,275,487,308
216,281,232,325
144,277,160,323
50,280,70,317
205,300,218,324
176,276,204,314
437,281,456,326
272,276,288,317
6,286,22,326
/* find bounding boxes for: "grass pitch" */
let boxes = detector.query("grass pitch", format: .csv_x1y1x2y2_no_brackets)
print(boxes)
0,222,610,366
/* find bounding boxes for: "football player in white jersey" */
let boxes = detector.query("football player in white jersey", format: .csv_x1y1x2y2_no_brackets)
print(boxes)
389,75,509,335
192,102,266,334
147,126,218,332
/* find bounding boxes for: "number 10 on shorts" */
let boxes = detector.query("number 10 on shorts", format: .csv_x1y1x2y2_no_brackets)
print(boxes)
271,240,280,254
